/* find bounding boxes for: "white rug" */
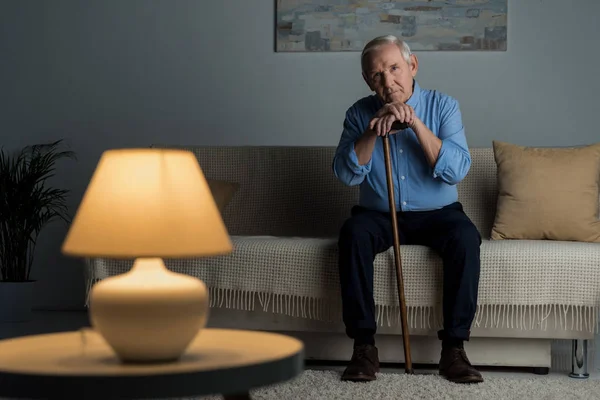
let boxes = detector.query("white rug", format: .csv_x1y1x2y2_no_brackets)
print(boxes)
198,369,600,400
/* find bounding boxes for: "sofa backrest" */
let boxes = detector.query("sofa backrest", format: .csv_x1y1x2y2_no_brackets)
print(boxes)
154,145,498,238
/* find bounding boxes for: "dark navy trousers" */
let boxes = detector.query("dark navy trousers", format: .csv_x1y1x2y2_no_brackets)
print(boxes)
338,201,481,343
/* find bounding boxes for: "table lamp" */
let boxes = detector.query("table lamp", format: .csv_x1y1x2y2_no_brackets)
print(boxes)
61,148,232,363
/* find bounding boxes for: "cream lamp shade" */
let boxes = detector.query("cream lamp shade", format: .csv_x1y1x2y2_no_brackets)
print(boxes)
62,148,232,257
62,148,233,363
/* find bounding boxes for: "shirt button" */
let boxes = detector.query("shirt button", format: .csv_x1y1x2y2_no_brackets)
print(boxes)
401,176,405,180
399,149,404,153
402,201,407,206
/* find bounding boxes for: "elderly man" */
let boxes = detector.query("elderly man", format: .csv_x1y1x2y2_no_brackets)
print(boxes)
332,35,483,384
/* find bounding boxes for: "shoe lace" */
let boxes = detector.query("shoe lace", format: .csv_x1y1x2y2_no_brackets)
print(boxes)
455,348,473,366
353,345,373,363
444,347,472,367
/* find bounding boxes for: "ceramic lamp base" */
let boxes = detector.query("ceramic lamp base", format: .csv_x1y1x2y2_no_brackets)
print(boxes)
89,257,208,363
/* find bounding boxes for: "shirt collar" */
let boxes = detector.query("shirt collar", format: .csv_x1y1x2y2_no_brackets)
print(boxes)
405,79,421,108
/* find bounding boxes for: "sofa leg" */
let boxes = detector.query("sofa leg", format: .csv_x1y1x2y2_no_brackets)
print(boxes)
533,367,549,375
569,339,589,379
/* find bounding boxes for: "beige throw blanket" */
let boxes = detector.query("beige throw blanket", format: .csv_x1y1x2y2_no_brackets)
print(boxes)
86,236,600,333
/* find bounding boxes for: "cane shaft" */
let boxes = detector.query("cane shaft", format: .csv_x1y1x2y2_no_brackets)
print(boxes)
382,134,413,374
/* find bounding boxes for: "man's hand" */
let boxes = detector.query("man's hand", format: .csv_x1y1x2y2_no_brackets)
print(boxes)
369,102,419,136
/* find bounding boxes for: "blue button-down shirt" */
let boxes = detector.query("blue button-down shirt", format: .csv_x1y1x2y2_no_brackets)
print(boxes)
332,80,471,212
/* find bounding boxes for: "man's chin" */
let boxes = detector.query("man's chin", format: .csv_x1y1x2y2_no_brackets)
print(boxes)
384,94,405,104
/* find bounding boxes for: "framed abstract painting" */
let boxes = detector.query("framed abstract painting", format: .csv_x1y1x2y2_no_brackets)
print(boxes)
276,0,507,52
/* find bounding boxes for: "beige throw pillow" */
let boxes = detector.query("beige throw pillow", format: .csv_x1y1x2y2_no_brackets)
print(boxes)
207,179,239,212
491,140,600,242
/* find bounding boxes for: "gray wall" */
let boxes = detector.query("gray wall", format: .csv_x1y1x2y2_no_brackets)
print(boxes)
1,0,599,311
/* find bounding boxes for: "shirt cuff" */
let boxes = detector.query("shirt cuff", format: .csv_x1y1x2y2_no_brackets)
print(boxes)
348,146,372,174
432,140,449,179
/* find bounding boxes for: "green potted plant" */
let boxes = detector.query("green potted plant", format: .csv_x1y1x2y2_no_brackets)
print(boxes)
0,140,75,322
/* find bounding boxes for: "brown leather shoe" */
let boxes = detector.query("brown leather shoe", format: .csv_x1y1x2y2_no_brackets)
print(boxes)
439,347,484,384
341,344,380,382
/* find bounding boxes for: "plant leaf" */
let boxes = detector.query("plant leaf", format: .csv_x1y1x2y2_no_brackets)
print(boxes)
0,139,76,281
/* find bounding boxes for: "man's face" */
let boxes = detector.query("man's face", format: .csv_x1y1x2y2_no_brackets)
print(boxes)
362,43,419,104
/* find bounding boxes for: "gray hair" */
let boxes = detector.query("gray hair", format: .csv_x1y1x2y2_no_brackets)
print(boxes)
361,35,412,73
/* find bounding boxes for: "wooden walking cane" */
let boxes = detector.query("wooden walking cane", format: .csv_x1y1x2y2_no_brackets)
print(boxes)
382,128,414,374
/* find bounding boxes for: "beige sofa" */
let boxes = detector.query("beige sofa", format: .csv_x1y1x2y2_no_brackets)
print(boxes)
85,145,600,375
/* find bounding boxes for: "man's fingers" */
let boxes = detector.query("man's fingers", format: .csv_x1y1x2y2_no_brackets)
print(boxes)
398,107,406,123
369,118,379,131
373,104,417,134
385,115,394,135
376,118,384,136
380,118,387,136
409,106,415,124
382,116,390,136
375,105,389,118
391,106,402,121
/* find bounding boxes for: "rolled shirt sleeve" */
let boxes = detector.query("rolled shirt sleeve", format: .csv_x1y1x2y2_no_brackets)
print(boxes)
432,98,471,185
332,108,372,186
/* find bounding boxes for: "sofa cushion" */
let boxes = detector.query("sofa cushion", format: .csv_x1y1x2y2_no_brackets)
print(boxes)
491,140,600,243
151,145,501,238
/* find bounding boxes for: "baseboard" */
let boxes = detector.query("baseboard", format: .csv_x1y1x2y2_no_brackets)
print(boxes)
276,331,551,368
206,307,578,370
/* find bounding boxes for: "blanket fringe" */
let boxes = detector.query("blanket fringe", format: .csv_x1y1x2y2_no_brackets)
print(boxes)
203,288,600,333
85,278,599,333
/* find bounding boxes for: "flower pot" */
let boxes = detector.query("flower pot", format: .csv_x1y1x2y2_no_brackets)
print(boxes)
0,281,35,323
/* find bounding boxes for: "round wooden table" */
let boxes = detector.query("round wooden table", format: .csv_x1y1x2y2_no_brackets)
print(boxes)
0,328,304,399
